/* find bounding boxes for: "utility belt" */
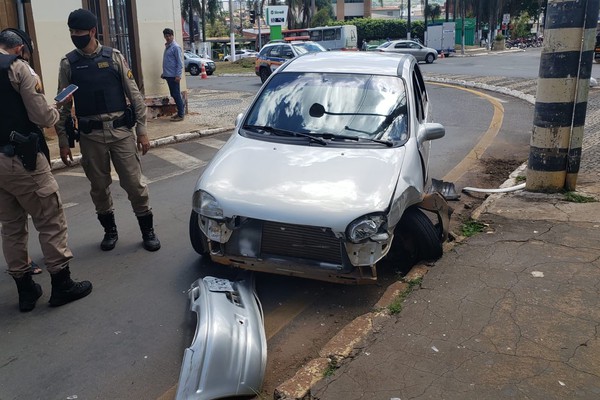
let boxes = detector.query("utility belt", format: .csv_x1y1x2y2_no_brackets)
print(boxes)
67,106,136,148
78,107,135,134
0,131,41,171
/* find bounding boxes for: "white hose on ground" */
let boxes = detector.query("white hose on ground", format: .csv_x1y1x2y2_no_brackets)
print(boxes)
462,183,526,193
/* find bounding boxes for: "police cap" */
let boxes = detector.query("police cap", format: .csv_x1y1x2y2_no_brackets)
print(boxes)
1,28,34,55
68,9,97,30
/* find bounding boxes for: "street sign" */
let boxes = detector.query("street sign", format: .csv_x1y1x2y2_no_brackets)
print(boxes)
265,6,288,27
502,13,510,24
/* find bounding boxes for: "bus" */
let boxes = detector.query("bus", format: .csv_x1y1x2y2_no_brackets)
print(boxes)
281,25,358,50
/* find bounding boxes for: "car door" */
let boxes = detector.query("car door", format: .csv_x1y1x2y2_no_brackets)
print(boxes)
266,45,285,73
408,42,426,61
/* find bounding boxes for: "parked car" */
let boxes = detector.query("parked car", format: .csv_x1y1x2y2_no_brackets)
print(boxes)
184,52,216,76
377,40,438,64
190,52,448,285
223,49,258,61
255,40,326,83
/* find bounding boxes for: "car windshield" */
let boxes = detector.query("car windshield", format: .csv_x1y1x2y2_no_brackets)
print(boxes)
244,72,408,143
378,42,392,49
294,42,326,53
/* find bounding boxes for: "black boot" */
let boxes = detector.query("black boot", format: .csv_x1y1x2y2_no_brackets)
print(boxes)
97,212,118,251
13,273,43,312
48,265,92,307
137,213,161,251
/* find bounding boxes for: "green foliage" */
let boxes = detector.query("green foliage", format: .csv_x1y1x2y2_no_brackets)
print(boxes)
510,12,531,39
563,192,597,203
323,359,338,377
315,0,335,20
206,19,230,37
495,33,505,41
388,277,423,315
311,9,331,28
459,219,486,237
330,19,426,46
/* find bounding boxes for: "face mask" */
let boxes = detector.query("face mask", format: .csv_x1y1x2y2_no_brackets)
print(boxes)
71,34,91,49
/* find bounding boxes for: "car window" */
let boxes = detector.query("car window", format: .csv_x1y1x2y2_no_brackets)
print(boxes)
395,42,408,49
244,72,408,142
294,42,325,53
282,45,295,58
267,45,282,57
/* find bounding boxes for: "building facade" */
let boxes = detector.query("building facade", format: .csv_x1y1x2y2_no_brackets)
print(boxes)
0,0,184,112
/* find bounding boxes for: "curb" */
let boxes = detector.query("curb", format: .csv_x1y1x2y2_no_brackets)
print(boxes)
49,126,234,171
273,265,431,400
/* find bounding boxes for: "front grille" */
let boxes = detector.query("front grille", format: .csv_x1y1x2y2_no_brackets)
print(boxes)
261,221,343,264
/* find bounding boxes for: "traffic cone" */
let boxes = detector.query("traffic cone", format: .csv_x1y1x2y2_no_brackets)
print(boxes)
201,63,208,79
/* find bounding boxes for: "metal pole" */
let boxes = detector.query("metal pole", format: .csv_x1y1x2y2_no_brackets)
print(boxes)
229,0,236,60
526,0,600,192
257,2,262,50
407,0,411,39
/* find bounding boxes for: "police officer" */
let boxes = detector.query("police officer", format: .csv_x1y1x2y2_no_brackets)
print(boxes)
0,28,92,312
55,9,161,252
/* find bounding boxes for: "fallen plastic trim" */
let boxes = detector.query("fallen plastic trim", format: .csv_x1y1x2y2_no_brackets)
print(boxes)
462,183,526,193
175,272,267,399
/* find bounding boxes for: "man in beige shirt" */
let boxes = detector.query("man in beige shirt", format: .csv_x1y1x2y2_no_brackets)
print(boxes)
0,28,92,312
55,9,160,252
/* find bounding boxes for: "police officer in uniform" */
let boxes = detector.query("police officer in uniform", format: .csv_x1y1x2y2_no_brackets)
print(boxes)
0,28,92,312
55,9,161,252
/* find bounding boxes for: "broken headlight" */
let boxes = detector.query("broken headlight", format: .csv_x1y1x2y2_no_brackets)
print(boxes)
346,213,388,243
193,190,224,219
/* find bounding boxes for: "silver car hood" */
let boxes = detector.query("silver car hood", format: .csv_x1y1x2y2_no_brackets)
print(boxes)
197,134,407,231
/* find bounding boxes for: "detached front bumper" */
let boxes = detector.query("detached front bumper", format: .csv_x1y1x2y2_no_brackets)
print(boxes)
175,273,267,399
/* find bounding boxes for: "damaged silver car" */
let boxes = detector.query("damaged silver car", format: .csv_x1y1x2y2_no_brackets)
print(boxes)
190,52,449,284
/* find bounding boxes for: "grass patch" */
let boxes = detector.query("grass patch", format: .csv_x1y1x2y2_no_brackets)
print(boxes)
459,219,486,237
563,191,597,203
323,359,338,377
388,277,423,315
515,176,526,183
214,58,256,75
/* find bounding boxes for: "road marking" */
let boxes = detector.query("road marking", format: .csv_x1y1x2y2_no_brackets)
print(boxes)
152,147,207,170
197,137,226,149
430,82,505,183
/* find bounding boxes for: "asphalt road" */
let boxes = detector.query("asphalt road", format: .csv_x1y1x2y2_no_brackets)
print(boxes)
0,82,533,399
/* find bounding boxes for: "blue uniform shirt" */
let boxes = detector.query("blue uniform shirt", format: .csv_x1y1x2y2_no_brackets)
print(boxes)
162,41,183,78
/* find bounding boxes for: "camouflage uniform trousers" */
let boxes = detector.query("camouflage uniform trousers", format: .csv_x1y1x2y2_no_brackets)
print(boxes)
79,128,150,216
0,153,73,277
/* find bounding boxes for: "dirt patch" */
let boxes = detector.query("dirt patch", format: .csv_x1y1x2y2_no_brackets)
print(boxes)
447,156,526,235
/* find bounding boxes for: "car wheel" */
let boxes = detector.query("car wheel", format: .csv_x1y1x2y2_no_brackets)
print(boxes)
259,67,270,83
390,206,443,265
189,64,200,76
425,53,435,64
189,210,209,256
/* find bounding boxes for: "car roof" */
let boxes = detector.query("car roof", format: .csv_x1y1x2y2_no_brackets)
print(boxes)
279,51,414,77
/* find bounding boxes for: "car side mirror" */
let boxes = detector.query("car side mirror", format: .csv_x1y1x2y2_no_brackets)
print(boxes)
417,123,445,144
235,113,244,127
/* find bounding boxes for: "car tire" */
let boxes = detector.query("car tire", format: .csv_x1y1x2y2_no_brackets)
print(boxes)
259,67,270,83
189,210,209,256
391,206,443,265
425,53,435,64
189,64,200,76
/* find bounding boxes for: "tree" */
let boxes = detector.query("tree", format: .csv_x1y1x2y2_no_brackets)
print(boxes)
311,8,331,27
510,11,531,39
426,4,442,23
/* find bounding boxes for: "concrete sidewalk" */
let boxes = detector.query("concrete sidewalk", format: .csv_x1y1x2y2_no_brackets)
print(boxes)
274,78,600,398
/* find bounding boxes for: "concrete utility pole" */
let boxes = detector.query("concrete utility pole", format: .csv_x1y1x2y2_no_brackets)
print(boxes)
527,0,600,192
229,0,236,60
407,0,411,39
